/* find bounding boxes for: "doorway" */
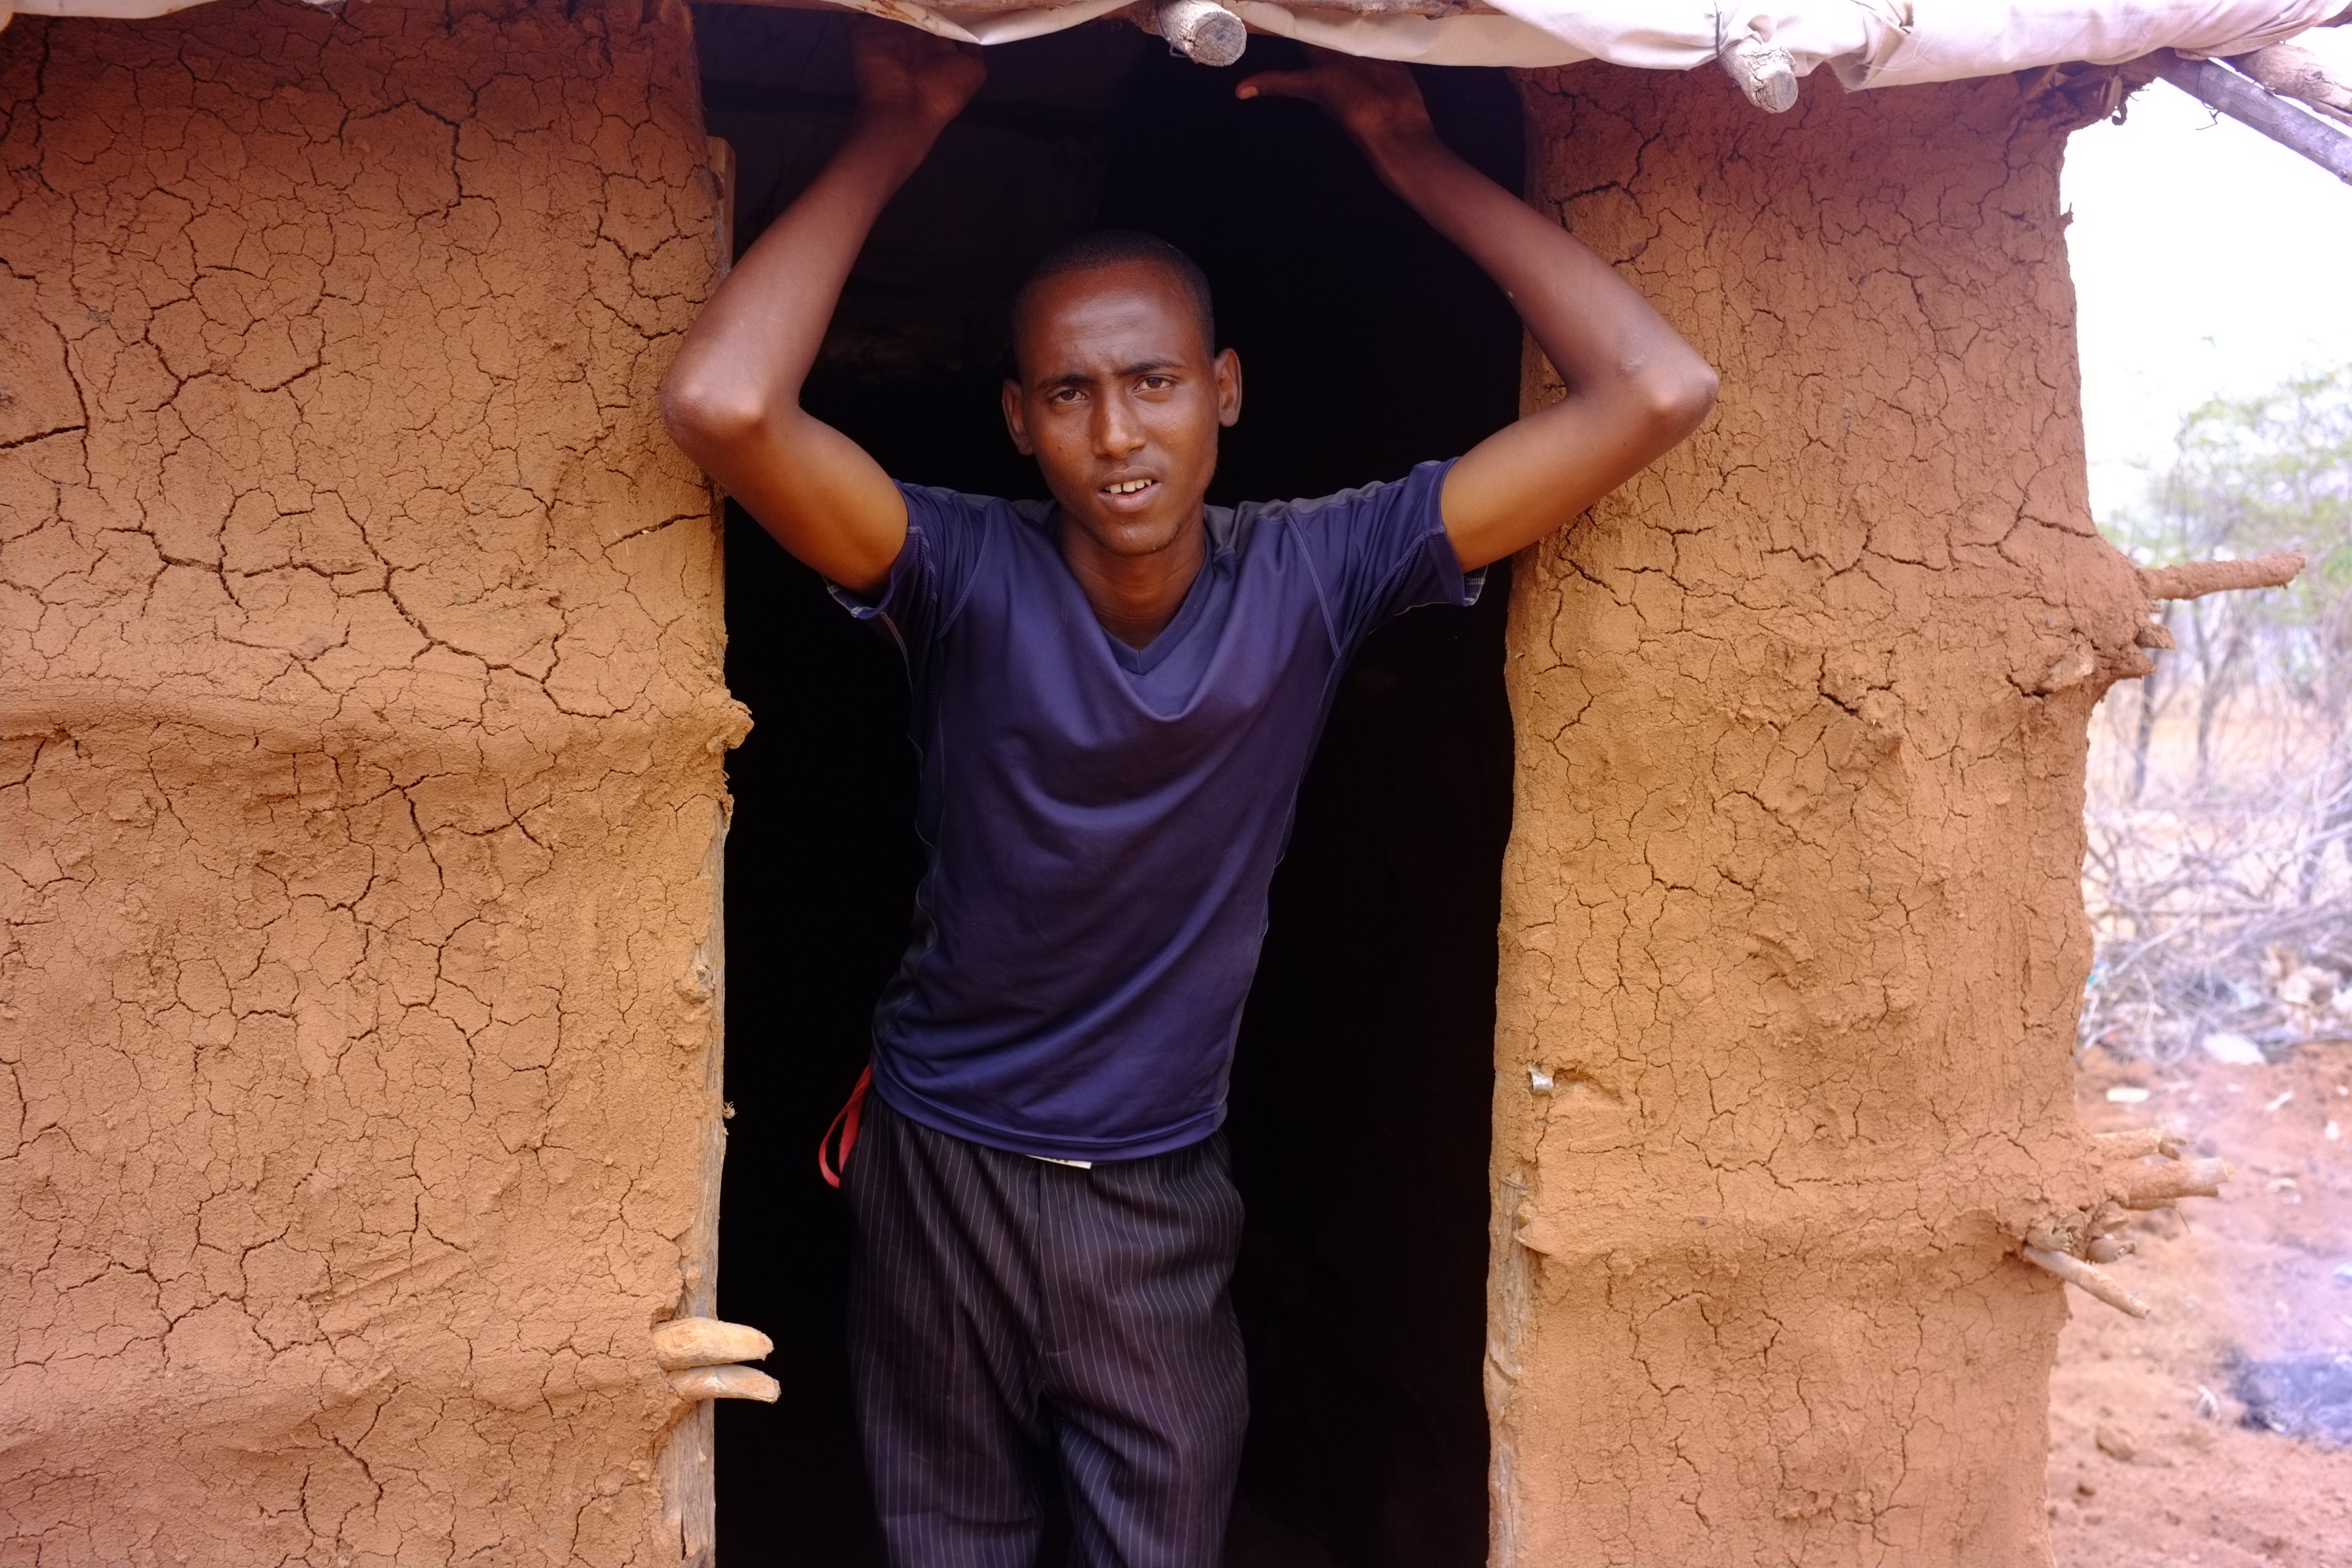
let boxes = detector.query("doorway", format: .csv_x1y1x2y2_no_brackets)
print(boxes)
697,12,1522,1562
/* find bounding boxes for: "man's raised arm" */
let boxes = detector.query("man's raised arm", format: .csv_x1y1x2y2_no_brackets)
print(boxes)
1239,57,1719,573
662,25,984,596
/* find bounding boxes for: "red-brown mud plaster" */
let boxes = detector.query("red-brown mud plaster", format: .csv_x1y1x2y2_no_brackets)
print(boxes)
1489,67,2153,1566
0,0,740,1560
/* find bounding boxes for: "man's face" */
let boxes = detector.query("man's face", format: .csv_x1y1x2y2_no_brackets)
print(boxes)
1002,260,1241,560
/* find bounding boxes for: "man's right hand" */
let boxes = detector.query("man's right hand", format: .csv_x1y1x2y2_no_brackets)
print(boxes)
662,20,985,596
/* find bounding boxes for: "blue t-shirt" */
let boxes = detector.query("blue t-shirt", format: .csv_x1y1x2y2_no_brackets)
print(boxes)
833,458,1479,1161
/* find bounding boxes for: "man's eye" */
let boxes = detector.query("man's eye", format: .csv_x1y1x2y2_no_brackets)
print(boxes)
1050,388,1083,404
1139,376,1173,391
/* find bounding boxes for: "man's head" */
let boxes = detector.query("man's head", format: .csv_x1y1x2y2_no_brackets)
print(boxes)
1002,232,1241,562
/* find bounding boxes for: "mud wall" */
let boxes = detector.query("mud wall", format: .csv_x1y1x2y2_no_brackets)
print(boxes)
1491,68,2149,1565
0,0,737,1561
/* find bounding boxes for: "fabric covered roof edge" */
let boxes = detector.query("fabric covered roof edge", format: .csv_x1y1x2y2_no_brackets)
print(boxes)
5,0,2343,103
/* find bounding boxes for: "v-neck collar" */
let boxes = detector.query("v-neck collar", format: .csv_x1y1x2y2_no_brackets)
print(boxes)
1037,508,1233,678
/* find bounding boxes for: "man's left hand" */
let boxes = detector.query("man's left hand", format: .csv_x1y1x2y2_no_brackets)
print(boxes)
1236,51,1435,150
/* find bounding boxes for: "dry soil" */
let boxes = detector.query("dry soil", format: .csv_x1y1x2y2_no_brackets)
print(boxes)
2052,1043,2352,1568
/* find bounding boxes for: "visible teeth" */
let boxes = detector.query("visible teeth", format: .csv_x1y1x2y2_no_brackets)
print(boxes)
1106,479,1153,495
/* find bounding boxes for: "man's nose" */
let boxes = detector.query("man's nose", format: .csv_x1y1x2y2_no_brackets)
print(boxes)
1091,393,1146,458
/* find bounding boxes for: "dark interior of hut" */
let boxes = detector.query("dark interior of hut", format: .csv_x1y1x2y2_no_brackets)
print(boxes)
695,11,1521,1561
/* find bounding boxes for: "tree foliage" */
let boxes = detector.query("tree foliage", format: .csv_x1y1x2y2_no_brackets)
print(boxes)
2115,366,2352,710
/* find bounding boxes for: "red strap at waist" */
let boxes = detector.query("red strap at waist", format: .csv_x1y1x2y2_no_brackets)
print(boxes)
818,1065,872,1190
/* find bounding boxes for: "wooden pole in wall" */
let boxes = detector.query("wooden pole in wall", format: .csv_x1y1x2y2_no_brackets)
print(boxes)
647,126,733,1568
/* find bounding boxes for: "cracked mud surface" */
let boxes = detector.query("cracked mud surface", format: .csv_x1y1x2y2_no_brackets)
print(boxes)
0,0,2213,1559
0,0,740,1560
1489,65,2154,1566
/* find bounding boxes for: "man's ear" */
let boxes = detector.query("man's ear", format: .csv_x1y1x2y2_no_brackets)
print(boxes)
1214,348,1243,429
1001,380,1035,456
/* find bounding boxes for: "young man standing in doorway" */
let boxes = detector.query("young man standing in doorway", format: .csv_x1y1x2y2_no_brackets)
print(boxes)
664,24,1714,1566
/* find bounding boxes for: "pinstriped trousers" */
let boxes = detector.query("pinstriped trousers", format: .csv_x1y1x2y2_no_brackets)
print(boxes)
842,1096,1249,1568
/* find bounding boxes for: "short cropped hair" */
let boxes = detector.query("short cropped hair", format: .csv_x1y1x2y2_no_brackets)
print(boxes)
1009,230,1217,374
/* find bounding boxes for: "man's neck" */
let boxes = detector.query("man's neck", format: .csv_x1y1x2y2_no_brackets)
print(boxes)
1057,512,1208,651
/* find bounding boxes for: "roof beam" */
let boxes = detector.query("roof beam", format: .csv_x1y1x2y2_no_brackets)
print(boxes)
2153,47,2352,187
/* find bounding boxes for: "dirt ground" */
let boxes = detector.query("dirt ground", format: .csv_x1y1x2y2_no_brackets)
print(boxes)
2050,1042,2352,1567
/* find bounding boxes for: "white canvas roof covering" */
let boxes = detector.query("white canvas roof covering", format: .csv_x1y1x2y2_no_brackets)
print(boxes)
1233,1,2341,80
1,0,2339,87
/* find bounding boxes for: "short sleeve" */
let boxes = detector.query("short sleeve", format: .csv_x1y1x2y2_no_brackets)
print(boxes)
1277,458,1481,655
826,482,995,665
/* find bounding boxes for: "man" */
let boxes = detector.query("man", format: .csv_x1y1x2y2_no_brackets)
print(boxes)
663,24,1714,1566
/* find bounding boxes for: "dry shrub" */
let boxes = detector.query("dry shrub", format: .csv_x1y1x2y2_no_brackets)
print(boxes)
2082,714,2352,1062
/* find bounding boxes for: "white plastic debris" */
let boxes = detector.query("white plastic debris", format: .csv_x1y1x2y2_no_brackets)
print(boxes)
2278,965,2337,1008
2106,1086,2152,1104
2200,1031,2266,1066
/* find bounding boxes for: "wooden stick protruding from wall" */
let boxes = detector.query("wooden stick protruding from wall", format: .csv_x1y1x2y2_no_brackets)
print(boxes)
654,1317,776,1370
2140,550,2305,601
667,1364,782,1403
655,1316,779,1403
2022,1244,2155,1319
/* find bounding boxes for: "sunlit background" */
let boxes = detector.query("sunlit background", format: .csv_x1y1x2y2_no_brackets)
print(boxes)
2050,41,2352,1568
2066,30,2352,524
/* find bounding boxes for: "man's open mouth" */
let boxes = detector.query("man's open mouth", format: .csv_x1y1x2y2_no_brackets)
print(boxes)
1102,479,1156,496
